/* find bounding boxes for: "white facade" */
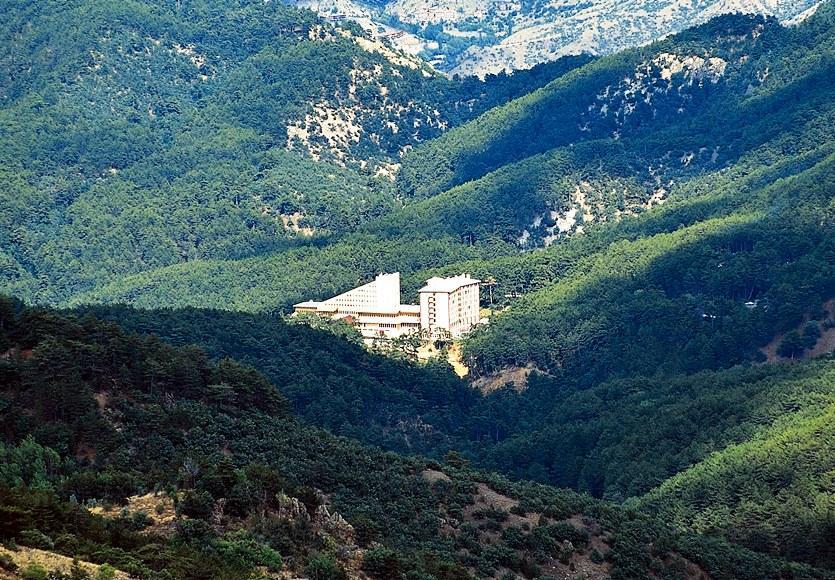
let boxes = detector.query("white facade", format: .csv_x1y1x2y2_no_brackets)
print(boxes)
419,275,481,339
322,272,401,313
294,272,481,340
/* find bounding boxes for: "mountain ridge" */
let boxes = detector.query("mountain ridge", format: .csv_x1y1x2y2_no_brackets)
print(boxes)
292,0,823,77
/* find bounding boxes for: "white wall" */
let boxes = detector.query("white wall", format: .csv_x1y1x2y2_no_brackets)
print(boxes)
421,282,480,338
324,273,401,313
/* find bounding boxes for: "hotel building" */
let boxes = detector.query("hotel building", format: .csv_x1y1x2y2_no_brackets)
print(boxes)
419,275,482,339
293,272,481,340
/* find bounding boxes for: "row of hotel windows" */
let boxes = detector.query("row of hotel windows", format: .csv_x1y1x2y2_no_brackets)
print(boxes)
335,310,417,318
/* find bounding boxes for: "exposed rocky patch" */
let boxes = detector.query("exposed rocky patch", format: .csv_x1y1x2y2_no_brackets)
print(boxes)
88,492,179,537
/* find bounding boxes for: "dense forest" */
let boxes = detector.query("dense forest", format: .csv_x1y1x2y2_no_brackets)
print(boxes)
6,299,831,579
58,6,835,324
2,0,835,578
0,0,586,306
77,301,834,572
77,305,477,456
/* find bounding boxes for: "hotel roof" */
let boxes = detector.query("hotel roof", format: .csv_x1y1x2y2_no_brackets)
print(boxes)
419,275,481,294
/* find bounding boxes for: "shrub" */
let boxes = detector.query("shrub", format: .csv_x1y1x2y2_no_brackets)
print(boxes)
94,564,117,580
178,490,214,520
214,531,283,573
0,552,18,572
362,546,407,578
20,563,49,580
69,560,92,580
802,321,822,349
130,511,152,530
305,553,346,580
472,506,509,522
18,529,54,550
777,332,801,358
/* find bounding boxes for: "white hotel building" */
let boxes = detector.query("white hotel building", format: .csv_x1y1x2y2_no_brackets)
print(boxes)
419,275,481,339
293,272,481,340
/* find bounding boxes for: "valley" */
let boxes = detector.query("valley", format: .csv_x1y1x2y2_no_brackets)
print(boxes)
1,0,834,578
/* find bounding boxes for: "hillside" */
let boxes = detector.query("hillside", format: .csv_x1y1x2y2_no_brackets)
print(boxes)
18,5,832,407
397,9,835,198
2,3,835,578
0,0,585,306
41,8,835,571
292,0,822,77
68,8,835,338
474,360,835,568
5,299,831,579
636,396,835,568
71,299,835,571
76,304,477,456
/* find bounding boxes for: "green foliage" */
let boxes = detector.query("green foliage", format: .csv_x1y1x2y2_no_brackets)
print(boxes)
2,300,825,578
362,546,407,578
0,0,562,306
637,402,835,568
2,1,835,577
94,564,117,580
214,531,283,573
305,553,346,580
78,304,477,456
18,529,55,550
803,321,823,349
20,563,49,580
778,331,807,358
0,437,62,491
178,490,214,520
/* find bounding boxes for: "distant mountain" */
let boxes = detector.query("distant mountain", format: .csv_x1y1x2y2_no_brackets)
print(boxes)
292,0,823,77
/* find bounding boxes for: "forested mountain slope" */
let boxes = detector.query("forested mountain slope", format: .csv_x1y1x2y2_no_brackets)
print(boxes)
77,299,835,572
6,298,829,579
71,7,835,348
636,393,835,568
453,6,835,377
0,0,584,306
48,9,835,571
76,304,477,456
476,359,835,569
397,10,835,199
35,4,835,403
2,4,834,577
3,3,832,323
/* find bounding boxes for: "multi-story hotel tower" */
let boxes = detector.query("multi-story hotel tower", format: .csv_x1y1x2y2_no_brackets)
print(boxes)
419,275,481,339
